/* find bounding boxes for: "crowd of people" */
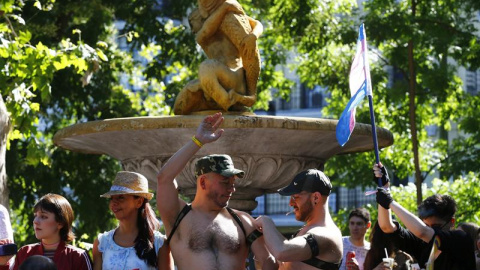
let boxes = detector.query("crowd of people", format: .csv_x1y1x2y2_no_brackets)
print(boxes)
0,112,479,270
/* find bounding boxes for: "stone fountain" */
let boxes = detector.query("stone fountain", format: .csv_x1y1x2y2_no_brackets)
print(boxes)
53,2,394,212
53,114,393,211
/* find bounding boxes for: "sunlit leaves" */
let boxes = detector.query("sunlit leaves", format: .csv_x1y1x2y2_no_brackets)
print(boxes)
138,43,161,62
124,31,139,43
33,0,54,11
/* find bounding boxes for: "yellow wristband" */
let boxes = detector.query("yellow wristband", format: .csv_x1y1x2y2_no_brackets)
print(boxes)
192,136,203,148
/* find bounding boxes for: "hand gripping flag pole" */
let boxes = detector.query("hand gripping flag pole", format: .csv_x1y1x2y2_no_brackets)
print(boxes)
336,24,382,187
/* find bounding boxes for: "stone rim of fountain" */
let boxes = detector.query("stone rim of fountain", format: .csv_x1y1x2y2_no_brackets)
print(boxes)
53,114,394,211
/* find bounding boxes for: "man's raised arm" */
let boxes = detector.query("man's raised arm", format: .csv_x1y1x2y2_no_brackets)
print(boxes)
156,113,224,228
373,163,397,233
374,164,435,242
254,216,313,262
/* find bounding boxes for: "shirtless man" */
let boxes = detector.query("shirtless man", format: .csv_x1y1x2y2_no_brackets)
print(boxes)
173,0,262,114
156,112,277,269
254,169,343,270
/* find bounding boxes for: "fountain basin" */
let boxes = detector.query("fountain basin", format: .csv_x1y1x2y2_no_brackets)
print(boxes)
53,115,393,211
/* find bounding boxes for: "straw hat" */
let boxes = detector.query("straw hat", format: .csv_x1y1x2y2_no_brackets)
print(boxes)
100,171,153,200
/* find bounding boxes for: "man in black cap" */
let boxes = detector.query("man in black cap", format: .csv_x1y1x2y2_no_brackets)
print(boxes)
254,169,343,269
156,112,277,270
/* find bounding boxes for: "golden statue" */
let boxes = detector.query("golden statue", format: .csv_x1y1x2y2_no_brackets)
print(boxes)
173,0,263,115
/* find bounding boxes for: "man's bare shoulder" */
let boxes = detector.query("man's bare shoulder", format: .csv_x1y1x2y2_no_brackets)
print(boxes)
229,209,256,232
305,221,341,234
231,209,252,220
303,224,343,247
229,209,252,222
302,223,343,263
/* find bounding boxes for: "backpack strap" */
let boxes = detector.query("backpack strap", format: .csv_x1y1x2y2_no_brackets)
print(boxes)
226,207,247,237
166,204,192,245
226,207,263,247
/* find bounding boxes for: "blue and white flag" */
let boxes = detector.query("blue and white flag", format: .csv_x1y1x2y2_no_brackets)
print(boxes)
336,24,372,146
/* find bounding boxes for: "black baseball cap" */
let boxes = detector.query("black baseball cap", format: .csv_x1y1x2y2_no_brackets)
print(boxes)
278,169,332,196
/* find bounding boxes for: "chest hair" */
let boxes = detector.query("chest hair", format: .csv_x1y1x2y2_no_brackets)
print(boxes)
187,218,242,255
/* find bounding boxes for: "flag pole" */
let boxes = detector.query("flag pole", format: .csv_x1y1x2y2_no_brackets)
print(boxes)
360,23,382,187
367,96,380,165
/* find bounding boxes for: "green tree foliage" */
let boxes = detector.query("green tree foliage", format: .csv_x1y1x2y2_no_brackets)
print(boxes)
1,0,172,245
361,0,480,204
256,0,480,202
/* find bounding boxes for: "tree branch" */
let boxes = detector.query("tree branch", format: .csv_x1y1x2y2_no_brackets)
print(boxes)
3,14,18,38
414,18,479,39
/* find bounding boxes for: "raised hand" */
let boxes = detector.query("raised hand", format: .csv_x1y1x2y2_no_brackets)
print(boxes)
373,163,390,187
195,112,225,144
376,187,393,209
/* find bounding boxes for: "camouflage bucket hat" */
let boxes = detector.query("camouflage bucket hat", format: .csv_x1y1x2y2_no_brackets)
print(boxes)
195,154,245,178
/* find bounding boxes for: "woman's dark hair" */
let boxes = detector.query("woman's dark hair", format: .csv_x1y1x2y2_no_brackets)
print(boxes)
134,197,161,267
34,193,75,242
363,222,395,270
19,255,57,270
457,222,480,252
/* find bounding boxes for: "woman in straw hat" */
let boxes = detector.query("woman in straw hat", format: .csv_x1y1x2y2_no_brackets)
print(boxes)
92,171,173,270
0,193,92,270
